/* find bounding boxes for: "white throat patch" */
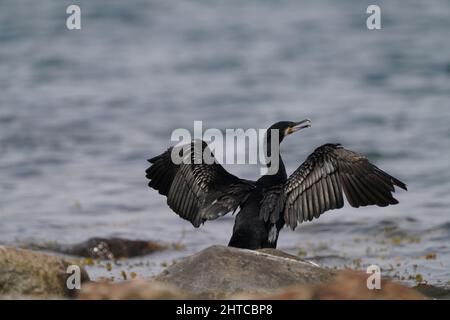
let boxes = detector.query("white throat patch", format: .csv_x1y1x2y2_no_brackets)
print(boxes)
268,225,278,244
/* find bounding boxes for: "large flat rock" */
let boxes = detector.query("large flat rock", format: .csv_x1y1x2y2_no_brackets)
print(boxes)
154,245,335,298
0,246,90,298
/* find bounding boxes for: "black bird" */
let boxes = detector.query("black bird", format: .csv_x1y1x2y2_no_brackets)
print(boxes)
145,120,407,250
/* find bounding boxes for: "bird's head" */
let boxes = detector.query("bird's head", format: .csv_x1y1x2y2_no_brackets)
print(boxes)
267,119,312,144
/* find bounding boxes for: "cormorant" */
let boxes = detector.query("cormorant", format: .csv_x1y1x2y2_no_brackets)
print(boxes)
145,120,407,250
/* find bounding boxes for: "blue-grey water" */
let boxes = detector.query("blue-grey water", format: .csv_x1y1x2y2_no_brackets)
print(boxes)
1,0,449,288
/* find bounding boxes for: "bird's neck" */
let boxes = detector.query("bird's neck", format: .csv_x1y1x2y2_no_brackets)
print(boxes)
259,154,287,187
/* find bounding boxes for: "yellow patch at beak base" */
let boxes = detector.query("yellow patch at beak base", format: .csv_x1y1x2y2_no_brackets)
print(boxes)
285,127,294,135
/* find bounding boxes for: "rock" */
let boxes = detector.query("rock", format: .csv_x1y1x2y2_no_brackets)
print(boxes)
65,237,167,259
154,245,335,299
28,237,167,259
233,270,427,300
414,284,450,299
0,246,90,298
78,280,190,300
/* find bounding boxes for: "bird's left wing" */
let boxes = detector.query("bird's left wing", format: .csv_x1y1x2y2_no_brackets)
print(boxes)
260,143,407,230
146,140,255,227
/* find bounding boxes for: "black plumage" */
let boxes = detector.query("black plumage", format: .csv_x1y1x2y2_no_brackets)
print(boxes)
146,140,255,227
146,120,407,249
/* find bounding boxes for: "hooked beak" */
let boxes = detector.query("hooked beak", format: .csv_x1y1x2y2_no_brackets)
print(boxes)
287,119,312,135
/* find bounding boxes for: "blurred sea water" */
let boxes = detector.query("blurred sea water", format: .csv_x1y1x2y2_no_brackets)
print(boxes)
0,0,449,287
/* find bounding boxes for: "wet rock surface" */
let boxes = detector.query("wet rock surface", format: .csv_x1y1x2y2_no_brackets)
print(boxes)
66,238,167,259
154,245,336,299
0,246,89,298
413,284,450,299
29,237,167,259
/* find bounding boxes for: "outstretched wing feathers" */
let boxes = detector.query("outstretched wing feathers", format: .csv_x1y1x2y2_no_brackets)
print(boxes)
146,140,255,227
281,145,343,228
147,150,178,196
261,144,407,230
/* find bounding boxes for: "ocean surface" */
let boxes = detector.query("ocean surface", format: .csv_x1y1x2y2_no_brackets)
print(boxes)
0,0,449,288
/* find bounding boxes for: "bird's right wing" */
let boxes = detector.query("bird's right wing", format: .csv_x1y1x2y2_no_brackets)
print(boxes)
146,140,255,227
260,143,407,230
